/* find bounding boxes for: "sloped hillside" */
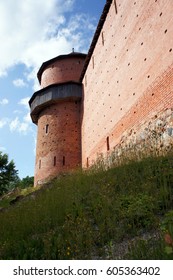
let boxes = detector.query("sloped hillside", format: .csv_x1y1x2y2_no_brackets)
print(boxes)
0,152,173,259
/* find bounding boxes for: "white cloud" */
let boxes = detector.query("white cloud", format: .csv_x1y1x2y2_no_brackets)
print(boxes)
18,97,30,110
23,112,31,123
0,0,72,73
9,117,19,132
0,97,32,134
0,118,8,128
9,117,30,134
13,79,28,88
0,0,96,89
18,122,30,133
0,113,31,134
12,97,33,131
0,146,6,151
13,110,22,114
0,98,9,105
10,97,32,133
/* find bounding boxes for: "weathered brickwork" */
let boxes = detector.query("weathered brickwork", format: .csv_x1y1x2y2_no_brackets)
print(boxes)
41,57,85,88
81,0,173,167
30,53,86,186
34,101,81,185
30,0,173,185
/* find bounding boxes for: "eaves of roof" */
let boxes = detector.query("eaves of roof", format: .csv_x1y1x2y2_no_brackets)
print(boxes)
29,80,82,106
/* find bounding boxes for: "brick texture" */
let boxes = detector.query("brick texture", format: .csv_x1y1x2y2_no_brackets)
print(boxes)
33,55,85,185
81,0,173,167
32,0,173,185
41,57,85,88
34,101,81,185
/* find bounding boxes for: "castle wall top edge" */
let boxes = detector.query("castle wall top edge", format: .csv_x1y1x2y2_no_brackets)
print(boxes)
80,0,113,82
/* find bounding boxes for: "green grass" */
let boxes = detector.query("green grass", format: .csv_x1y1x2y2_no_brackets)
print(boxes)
0,151,173,259
0,185,41,209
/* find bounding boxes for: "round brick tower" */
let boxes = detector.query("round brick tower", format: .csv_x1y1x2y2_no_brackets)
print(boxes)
29,52,86,186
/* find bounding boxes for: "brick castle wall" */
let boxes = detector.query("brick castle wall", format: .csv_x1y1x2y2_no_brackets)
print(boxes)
34,101,81,185
81,0,173,167
30,0,173,185
33,55,86,185
41,57,85,88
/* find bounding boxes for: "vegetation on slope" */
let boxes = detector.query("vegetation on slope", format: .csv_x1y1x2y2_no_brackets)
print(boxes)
0,150,34,201
0,150,173,259
0,151,18,195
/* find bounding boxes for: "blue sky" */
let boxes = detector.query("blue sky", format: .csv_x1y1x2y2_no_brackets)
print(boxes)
0,0,105,179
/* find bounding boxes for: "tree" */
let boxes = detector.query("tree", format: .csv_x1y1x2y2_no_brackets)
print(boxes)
0,151,18,195
18,176,34,189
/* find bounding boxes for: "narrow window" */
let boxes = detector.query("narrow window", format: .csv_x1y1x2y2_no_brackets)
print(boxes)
92,56,94,69
86,157,89,168
45,124,49,134
114,0,118,14
53,156,56,166
39,160,41,169
63,156,65,166
106,136,110,151
102,31,104,46
85,75,87,87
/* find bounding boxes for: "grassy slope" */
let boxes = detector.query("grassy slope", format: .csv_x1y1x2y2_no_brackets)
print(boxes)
0,153,173,259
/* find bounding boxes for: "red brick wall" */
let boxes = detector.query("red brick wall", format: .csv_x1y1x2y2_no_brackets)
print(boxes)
34,101,81,185
34,55,85,185
81,0,173,167
41,57,85,88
